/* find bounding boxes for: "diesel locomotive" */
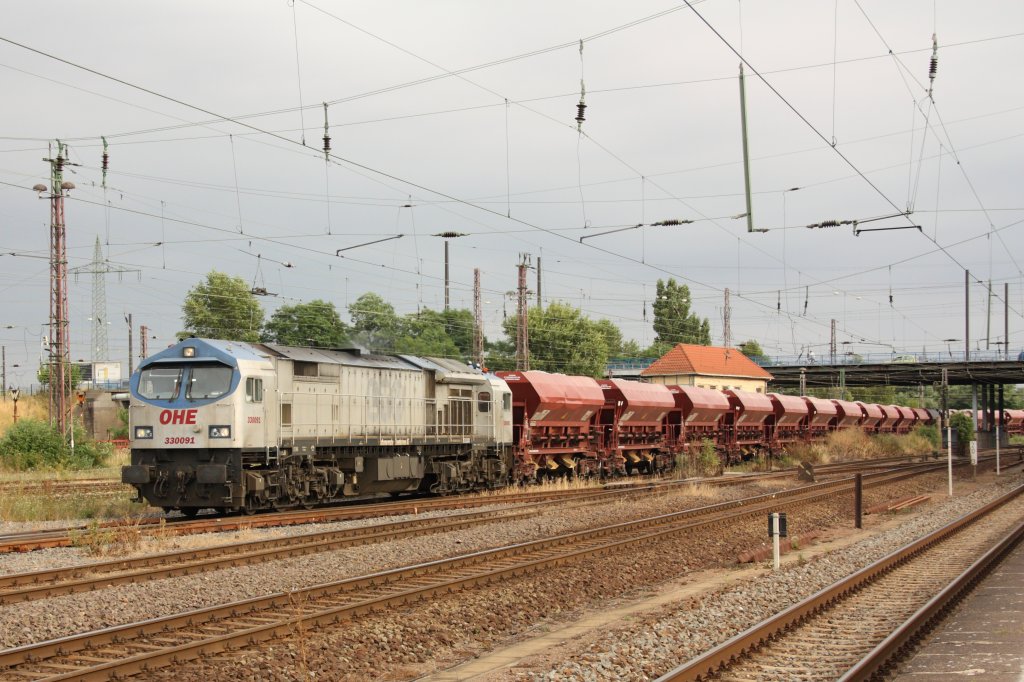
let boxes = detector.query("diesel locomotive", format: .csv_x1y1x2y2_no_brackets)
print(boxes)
122,338,513,514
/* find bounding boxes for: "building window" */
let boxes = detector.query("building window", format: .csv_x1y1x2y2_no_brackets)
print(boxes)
245,377,263,403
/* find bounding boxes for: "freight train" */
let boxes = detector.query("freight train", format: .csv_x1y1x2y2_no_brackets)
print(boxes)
123,338,1015,515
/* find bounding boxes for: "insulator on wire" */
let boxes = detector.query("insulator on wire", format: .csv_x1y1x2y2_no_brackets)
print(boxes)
101,136,109,189
575,100,587,128
927,34,938,98
322,102,332,161
575,40,587,131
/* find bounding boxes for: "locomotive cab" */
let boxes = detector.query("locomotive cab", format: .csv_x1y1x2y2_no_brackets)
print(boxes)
123,339,274,515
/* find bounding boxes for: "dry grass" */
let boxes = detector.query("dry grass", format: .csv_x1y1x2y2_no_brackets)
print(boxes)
0,484,145,522
0,446,129,482
679,482,726,500
0,394,49,434
69,515,147,556
788,428,936,464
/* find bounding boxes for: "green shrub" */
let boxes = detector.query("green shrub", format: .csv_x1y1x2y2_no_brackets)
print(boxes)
109,407,129,440
913,424,940,449
0,419,111,470
949,413,975,455
697,438,720,476
872,433,899,456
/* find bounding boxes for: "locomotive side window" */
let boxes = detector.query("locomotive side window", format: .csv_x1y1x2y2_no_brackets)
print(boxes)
245,377,263,403
281,403,292,426
477,391,491,412
138,367,182,400
294,361,318,377
186,365,233,400
503,393,511,411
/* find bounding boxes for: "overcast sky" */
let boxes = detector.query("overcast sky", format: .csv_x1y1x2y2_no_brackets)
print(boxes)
1,1,1022,384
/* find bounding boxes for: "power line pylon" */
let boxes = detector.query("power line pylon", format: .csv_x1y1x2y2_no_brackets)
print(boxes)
473,268,484,368
723,287,731,348
40,142,75,446
516,254,530,371
71,236,139,364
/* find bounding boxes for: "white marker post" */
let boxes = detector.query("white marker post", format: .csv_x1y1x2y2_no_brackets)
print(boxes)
996,423,1001,475
768,512,787,571
947,417,953,497
970,440,978,481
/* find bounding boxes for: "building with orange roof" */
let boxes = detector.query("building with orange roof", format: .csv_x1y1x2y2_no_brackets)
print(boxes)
640,343,774,393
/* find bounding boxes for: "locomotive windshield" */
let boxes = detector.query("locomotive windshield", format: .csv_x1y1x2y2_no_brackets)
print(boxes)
186,364,234,401
137,367,182,400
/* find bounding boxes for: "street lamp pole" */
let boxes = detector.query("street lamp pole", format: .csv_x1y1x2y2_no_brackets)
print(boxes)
433,232,468,311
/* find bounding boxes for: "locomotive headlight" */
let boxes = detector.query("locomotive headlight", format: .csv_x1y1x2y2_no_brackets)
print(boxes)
209,425,231,439
182,347,196,358
134,426,153,439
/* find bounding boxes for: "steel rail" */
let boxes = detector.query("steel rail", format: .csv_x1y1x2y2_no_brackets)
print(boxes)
0,482,666,553
0,455,924,555
0,505,541,604
0,464,949,679
0,460,929,605
653,483,1024,682
838,511,1024,680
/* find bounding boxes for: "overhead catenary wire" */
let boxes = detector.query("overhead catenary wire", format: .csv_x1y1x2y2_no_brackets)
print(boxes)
0,17,1011,356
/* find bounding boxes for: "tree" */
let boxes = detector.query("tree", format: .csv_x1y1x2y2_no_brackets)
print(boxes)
738,339,768,364
36,363,82,392
181,271,264,342
413,308,475,357
502,301,610,377
393,317,460,357
594,319,625,357
652,278,711,346
263,299,350,347
348,293,400,351
738,339,764,357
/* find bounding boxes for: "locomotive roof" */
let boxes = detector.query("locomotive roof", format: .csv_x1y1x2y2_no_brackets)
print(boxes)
260,343,420,371
399,355,487,384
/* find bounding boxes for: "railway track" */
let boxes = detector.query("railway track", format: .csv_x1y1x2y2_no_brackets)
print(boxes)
0,462,950,680
654,483,1024,682
0,456,921,554
0,461,919,605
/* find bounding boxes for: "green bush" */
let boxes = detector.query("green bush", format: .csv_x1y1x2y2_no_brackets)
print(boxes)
913,424,941,449
948,413,975,455
697,438,720,476
0,419,111,470
109,407,129,440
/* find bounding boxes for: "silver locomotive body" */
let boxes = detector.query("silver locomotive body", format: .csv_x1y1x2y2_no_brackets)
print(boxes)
123,338,513,514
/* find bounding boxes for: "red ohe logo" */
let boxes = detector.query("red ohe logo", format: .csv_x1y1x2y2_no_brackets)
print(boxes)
159,409,198,425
